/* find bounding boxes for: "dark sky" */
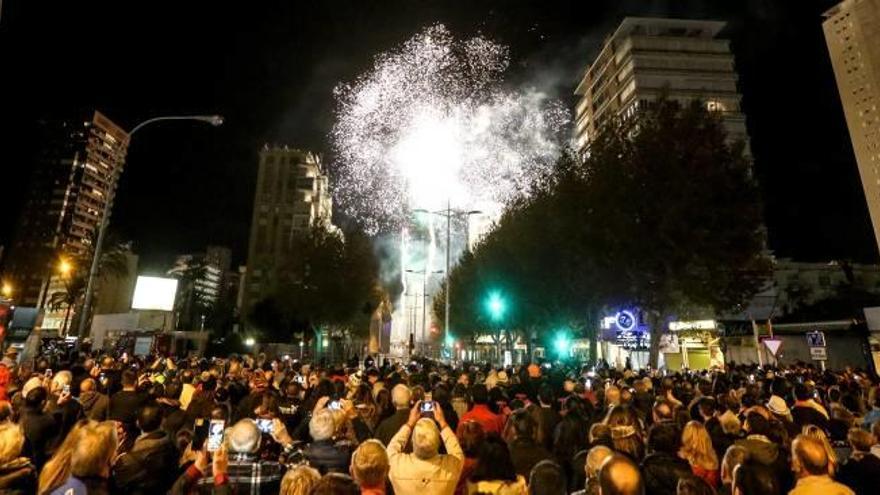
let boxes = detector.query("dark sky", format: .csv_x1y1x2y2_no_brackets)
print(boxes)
0,0,875,272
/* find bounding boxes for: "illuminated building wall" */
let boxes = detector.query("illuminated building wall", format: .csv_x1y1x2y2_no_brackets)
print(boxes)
823,0,880,255
573,17,749,155
1,111,130,312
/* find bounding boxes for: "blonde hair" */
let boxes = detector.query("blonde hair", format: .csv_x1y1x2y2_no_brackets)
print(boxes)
39,420,90,494
0,422,25,464
280,465,321,495
412,418,440,459
801,424,836,475
679,421,718,470
71,421,117,478
351,439,390,488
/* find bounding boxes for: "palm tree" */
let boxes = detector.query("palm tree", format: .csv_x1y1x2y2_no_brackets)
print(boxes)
48,274,86,335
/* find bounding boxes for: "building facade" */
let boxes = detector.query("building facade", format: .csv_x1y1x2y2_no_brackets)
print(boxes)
573,17,749,154
823,0,880,255
167,245,232,330
242,146,333,321
1,111,129,316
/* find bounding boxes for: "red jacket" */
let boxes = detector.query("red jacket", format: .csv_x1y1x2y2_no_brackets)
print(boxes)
458,404,505,437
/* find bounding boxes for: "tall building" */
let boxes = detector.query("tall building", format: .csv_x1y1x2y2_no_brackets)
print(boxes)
574,17,749,154
167,245,232,330
823,0,880,254
242,146,333,320
2,111,129,316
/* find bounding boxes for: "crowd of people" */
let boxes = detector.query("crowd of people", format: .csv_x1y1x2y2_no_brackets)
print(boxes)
0,344,877,495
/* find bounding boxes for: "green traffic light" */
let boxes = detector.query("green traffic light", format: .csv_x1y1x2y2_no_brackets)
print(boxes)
485,291,506,321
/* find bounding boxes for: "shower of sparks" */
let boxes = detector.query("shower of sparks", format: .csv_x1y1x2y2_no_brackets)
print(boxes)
332,24,569,234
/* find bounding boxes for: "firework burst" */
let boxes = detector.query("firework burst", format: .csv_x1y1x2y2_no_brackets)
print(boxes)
332,24,569,234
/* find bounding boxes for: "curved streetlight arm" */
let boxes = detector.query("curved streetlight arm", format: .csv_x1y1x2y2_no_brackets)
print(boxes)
74,114,223,343
129,114,223,136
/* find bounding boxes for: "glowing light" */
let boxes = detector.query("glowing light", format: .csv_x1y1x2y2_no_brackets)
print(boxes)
485,292,507,322
332,24,568,234
244,337,255,347
58,258,73,276
554,332,570,356
1,282,11,298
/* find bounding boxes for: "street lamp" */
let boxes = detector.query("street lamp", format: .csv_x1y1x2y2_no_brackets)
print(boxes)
412,205,482,349
405,268,444,354
75,114,223,342
58,258,73,278
1,282,12,299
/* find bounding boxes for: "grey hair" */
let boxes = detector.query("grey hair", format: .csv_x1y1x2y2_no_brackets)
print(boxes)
227,419,261,454
412,418,440,459
391,384,411,409
310,409,336,442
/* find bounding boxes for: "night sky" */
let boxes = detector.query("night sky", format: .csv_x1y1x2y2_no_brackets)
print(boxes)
0,0,875,272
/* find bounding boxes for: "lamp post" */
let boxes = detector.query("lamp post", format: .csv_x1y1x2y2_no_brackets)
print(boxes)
412,205,482,351
405,268,443,355
75,114,223,343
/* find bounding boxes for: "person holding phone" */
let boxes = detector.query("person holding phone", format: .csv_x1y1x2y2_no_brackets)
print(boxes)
387,400,464,495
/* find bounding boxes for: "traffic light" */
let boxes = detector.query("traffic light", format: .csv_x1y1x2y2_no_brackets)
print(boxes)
485,291,506,322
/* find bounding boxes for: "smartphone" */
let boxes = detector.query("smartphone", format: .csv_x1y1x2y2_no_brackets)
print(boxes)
420,401,435,414
193,418,209,450
207,419,225,452
44,369,53,377
585,378,592,390
63,384,70,394
295,375,305,384
328,400,342,411
256,418,274,434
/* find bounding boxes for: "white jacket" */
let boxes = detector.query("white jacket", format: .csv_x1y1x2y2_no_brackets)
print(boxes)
387,423,464,495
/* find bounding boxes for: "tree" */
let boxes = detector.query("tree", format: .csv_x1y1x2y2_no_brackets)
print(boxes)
248,222,379,345
579,98,771,366
169,256,215,331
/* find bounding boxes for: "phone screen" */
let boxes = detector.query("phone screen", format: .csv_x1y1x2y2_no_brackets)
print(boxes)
420,401,434,413
256,418,274,434
63,384,71,394
207,420,225,452
328,400,342,411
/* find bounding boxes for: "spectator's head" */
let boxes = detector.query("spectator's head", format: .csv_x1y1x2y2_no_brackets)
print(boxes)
590,422,612,446
528,460,566,495
80,378,96,393
511,409,537,440
677,476,714,495
732,461,779,495
413,418,441,460
24,386,48,410
793,383,811,402
121,369,137,389
696,397,716,420
309,408,336,442
279,465,320,495
598,454,644,495
800,424,837,475
719,409,741,435
136,403,163,434
309,472,360,495
0,401,13,423
743,412,770,436
391,384,411,409
0,422,25,464
680,421,718,470
586,445,614,483
71,421,117,479
652,399,673,423
847,427,874,453
458,420,486,458
605,406,644,461
471,436,519,483
538,383,554,406
101,356,114,369
51,370,72,394
605,386,621,406
647,421,680,455
164,381,182,401
350,439,389,490
227,419,261,454
721,445,749,485
471,384,489,405
792,434,830,478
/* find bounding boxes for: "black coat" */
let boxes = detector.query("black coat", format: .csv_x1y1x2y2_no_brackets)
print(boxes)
304,440,352,475
114,430,179,494
20,406,60,470
641,452,693,495
375,409,410,447
508,437,555,479
109,390,148,426
838,452,880,495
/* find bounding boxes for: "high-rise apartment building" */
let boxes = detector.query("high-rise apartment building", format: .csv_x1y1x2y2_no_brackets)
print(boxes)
2,111,129,316
574,17,749,154
242,146,333,319
823,0,880,254
168,245,232,330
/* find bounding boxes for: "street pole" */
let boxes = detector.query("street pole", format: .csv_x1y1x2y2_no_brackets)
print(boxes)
445,199,450,350
75,115,222,346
